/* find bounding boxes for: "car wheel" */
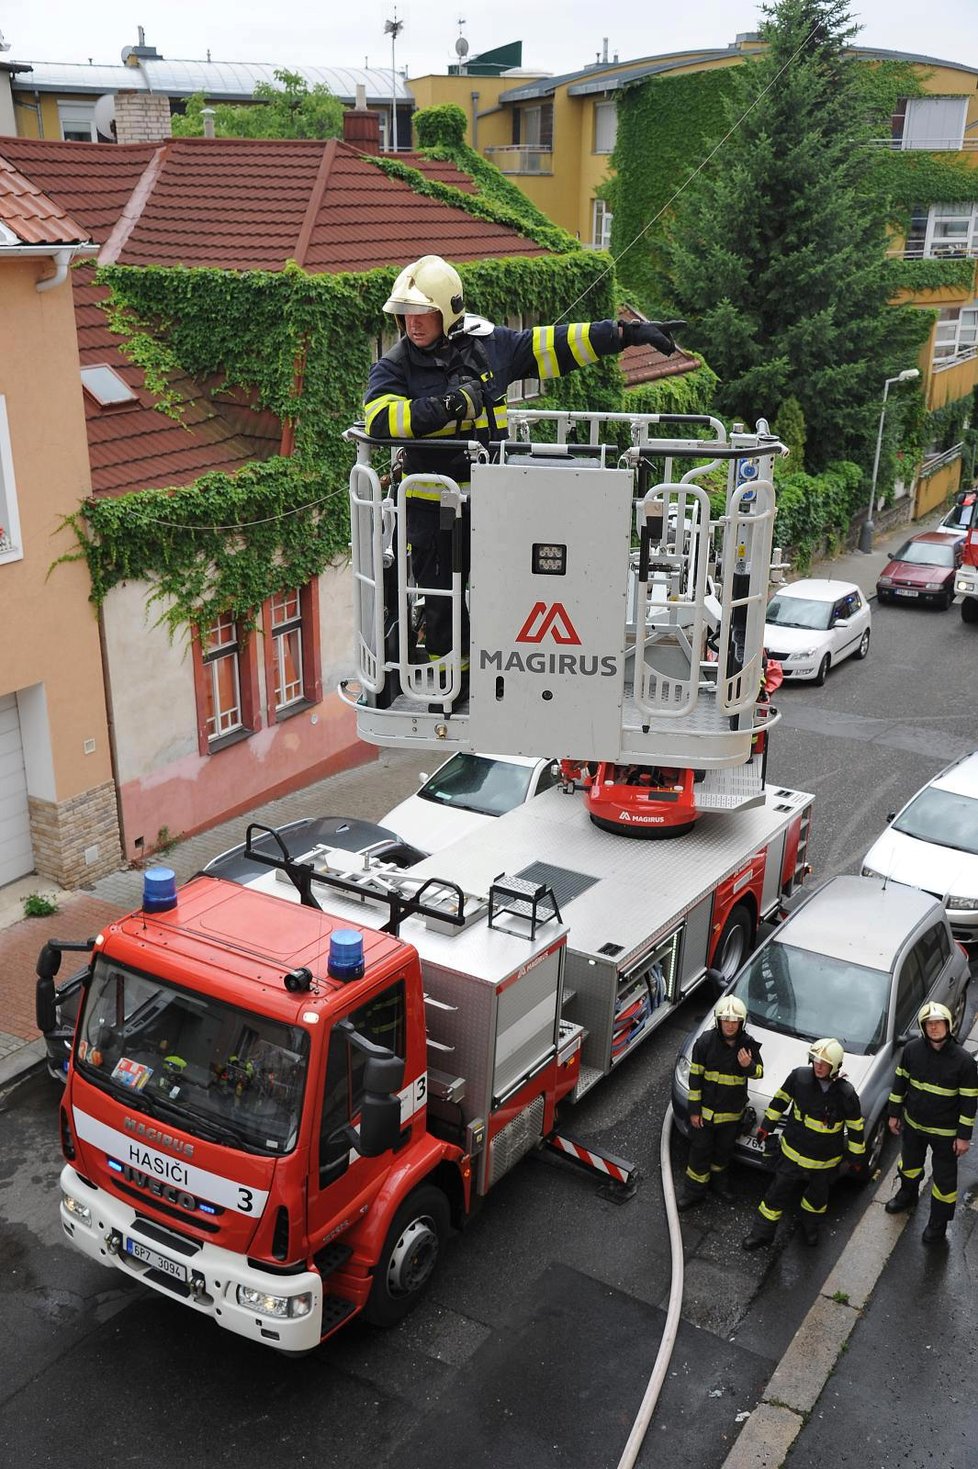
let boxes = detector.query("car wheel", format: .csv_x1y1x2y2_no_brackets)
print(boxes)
364,1185,449,1327
961,597,978,625
813,653,830,686
855,628,870,660
713,902,754,982
951,984,969,1039
938,589,954,611
855,1115,888,1185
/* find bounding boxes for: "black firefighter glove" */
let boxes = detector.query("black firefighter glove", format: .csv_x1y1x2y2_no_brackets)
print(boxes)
618,319,686,356
441,379,484,424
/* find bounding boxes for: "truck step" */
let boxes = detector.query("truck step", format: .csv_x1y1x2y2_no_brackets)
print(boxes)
315,1242,353,1277
321,1294,359,1338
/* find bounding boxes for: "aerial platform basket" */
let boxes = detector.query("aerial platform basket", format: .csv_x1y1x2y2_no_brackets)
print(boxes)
340,412,786,801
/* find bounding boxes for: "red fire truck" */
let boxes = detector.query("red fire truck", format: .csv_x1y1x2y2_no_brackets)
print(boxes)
37,777,811,1353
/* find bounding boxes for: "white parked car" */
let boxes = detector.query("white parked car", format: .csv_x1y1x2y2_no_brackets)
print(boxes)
764,578,871,685
862,750,978,944
381,752,560,852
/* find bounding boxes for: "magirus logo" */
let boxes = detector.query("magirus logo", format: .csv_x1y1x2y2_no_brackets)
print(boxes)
515,602,581,645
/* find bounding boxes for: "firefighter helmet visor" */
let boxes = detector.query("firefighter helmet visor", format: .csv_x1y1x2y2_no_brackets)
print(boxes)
808,1038,844,1077
383,255,465,334
714,995,747,1025
918,1001,952,1034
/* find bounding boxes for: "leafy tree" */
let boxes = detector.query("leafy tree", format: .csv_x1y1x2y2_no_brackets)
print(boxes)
663,0,928,472
171,69,343,140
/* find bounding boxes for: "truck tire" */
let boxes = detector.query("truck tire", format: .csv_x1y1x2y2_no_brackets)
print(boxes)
962,596,978,624
713,903,754,982
364,1185,449,1327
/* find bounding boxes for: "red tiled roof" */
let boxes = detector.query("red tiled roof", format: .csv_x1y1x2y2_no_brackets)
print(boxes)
0,150,91,245
0,138,157,243
74,265,275,497
0,136,546,273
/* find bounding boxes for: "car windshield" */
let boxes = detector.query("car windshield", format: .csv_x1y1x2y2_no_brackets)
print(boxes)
419,753,534,817
893,540,955,567
893,786,978,855
75,958,308,1154
765,595,833,631
730,940,892,1055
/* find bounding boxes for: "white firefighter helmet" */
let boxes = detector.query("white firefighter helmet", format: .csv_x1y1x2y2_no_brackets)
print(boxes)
714,995,747,1026
383,255,465,335
808,1038,844,1077
918,1000,952,1034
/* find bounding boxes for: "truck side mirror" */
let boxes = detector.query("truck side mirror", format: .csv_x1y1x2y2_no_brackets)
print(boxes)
356,1091,403,1157
36,975,58,1035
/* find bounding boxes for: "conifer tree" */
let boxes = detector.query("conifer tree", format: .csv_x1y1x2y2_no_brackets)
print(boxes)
665,0,926,470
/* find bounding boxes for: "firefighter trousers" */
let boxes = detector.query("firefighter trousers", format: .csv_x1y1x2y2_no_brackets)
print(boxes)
685,1119,740,1194
754,1155,832,1236
897,1126,958,1222
407,498,471,662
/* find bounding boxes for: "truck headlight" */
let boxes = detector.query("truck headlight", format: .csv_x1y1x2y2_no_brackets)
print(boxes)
62,1192,92,1226
947,895,977,911
236,1285,313,1319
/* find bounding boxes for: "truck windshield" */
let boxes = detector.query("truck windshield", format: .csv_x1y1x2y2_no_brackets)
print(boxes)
75,957,309,1155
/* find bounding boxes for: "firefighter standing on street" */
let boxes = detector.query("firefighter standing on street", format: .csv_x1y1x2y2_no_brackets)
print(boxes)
885,1000,978,1245
363,254,682,673
742,1038,865,1250
679,995,763,1209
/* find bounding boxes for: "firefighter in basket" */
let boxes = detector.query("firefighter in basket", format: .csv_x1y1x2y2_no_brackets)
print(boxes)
678,995,763,1210
363,254,684,676
742,1038,864,1250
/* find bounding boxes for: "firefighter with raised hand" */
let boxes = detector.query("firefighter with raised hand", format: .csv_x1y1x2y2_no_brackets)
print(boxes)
742,1038,864,1250
363,254,682,672
678,995,762,1210
885,1000,977,1245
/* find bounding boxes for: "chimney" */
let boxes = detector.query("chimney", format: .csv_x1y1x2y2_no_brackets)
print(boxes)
202,106,216,139
114,89,172,144
343,83,381,155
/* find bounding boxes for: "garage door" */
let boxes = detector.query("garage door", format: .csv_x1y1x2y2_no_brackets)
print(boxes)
0,693,33,886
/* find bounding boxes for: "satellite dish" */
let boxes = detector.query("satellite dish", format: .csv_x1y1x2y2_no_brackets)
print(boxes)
455,36,469,57
94,93,117,139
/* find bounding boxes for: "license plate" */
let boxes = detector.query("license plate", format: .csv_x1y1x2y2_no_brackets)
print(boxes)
125,1236,188,1281
742,1133,765,1153
895,589,918,598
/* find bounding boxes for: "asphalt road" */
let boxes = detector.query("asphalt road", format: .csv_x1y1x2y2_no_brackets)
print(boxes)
1,588,975,1469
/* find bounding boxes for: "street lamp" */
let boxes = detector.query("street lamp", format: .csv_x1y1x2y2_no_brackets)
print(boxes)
384,13,403,153
858,367,921,554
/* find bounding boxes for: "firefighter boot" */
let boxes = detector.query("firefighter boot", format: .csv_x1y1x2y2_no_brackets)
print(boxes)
742,1223,775,1252
710,1171,736,1203
800,1216,819,1247
676,1186,705,1212
922,1216,948,1245
885,1180,919,1215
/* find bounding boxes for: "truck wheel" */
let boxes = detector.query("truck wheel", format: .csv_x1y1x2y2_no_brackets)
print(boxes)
962,597,978,624
364,1185,449,1327
713,903,754,982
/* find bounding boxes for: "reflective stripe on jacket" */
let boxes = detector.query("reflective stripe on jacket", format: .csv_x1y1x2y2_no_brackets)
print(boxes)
687,1026,763,1126
764,1066,864,1171
888,1035,978,1141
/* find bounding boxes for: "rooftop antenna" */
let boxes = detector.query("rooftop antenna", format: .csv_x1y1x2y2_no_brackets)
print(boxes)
383,10,404,152
455,20,469,74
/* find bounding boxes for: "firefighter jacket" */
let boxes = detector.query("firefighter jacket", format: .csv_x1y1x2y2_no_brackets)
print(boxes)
888,1036,978,1141
687,1026,763,1125
763,1066,865,1171
363,320,624,490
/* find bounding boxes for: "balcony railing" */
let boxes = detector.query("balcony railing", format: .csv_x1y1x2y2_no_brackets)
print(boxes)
932,347,978,373
888,244,978,261
920,441,965,477
483,145,553,175
869,136,978,152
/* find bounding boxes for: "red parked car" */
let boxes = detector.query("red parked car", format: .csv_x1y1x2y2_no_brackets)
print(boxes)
876,531,963,610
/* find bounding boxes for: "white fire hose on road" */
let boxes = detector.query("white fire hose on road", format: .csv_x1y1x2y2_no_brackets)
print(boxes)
615,1103,685,1469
